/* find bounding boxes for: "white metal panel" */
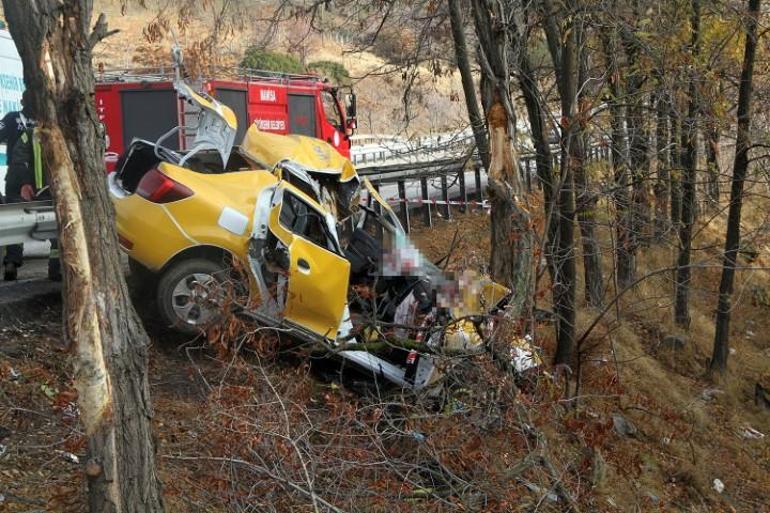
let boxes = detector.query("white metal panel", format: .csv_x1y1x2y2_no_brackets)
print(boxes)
0,29,24,190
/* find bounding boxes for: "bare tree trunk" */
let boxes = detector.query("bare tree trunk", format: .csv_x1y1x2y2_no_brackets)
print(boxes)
2,2,165,512
705,122,721,206
600,29,635,289
448,0,490,172
674,0,701,327
669,101,683,228
621,27,651,255
712,0,761,373
470,0,533,311
573,25,604,307
653,89,670,240
540,0,578,364
513,4,556,280
553,145,578,365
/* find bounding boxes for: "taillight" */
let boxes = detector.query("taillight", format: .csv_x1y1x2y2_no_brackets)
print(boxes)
136,168,193,203
118,234,134,250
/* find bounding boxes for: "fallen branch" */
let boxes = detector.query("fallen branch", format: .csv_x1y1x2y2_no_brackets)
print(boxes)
163,454,348,513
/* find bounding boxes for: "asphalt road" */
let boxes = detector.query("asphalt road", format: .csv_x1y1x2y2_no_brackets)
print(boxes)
1,255,50,282
0,251,134,318
0,257,61,323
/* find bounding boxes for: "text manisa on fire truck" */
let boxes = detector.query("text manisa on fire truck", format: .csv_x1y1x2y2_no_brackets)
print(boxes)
95,69,357,169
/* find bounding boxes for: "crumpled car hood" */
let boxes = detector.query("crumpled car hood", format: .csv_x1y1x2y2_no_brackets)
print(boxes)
241,126,357,183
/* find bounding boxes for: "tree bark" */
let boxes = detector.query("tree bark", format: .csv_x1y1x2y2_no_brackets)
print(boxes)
620,25,651,254
1,3,165,512
653,89,670,240
705,122,721,206
674,0,701,328
448,0,490,172
513,4,556,281
540,0,578,364
712,0,761,373
600,29,635,289
573,24,604,307
669,100,683,228
470,0,533,312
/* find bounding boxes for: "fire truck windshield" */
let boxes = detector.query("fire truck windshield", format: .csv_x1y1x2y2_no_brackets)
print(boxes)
321,90,343,130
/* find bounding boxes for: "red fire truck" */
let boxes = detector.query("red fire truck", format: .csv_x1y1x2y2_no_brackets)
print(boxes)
95,69,357,169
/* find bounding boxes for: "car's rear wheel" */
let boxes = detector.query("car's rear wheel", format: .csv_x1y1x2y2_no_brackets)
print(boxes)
156,259,228,335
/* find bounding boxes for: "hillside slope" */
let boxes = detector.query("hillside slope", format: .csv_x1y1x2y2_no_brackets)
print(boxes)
1,197,768,511
88,0,467,136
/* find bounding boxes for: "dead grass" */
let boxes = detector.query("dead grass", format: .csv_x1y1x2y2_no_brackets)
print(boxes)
1,201,768,511
410,198,769,511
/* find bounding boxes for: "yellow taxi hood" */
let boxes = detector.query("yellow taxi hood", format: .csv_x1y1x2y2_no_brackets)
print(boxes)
241,126,358,183
174,80,238,168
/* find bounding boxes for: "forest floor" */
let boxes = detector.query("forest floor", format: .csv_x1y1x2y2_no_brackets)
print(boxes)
0,205,769,512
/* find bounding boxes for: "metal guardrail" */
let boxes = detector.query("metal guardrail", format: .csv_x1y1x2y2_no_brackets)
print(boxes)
0,200,57,246
361,141,612,234
350,129,475,167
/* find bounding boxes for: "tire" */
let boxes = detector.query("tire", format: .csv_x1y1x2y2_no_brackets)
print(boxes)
156,258,228,335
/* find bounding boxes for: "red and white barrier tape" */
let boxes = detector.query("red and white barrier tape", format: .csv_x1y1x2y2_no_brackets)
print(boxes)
384,197,490,209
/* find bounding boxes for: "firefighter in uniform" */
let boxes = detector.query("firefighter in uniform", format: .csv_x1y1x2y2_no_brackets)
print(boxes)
0,90,35,280
2,94,61,281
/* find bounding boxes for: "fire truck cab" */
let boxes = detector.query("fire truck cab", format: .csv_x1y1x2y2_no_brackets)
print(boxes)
95,70,356,170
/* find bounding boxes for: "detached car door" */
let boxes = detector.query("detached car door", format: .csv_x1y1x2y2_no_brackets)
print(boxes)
268,186,350,339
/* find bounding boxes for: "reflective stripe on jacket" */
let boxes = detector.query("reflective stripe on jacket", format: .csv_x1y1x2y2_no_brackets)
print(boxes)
33,131,43,189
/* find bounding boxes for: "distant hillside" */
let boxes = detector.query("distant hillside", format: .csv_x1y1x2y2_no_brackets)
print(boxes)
88,0,467,137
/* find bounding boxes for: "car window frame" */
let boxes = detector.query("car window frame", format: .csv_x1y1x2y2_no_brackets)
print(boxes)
278,190,342,255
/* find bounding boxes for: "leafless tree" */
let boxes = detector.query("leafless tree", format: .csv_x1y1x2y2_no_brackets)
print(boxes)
1,2,164,511
712,0,762,372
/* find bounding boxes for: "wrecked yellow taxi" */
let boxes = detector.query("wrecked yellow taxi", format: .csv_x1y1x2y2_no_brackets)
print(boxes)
109,80,539,389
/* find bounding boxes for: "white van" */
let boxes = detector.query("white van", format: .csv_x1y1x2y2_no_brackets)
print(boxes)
0,27,24,190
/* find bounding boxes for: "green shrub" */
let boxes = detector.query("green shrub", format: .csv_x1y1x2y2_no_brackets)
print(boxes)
307,60,351,85
240,48,303,74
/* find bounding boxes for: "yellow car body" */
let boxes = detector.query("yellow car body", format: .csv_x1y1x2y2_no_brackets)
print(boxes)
109,77,539,388
115,168,272,272
109,82,354,338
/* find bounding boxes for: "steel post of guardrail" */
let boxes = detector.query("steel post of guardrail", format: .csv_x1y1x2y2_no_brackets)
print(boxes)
458,169,467,213
440,175,450,219
474,163,483,211
397,180,410,233
524,158,532,192
420,176,432,227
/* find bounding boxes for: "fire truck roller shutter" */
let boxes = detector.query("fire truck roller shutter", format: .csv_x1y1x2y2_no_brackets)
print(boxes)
213,88,248,145
120,89,180,151
288,94,316,137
